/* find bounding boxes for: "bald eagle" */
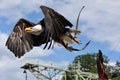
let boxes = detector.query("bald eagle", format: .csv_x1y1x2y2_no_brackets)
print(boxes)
6,5,87,58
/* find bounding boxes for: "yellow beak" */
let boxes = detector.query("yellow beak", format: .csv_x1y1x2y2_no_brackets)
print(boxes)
25,28,32,32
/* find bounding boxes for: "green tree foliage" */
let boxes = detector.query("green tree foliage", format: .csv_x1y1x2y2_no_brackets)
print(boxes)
116,61,120,67
68,53,109,73
65,52,120,80
112,76,120,80
74,53,97,73
112,61,120,80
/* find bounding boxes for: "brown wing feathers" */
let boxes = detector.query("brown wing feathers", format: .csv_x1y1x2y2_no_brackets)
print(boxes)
6,18,35,58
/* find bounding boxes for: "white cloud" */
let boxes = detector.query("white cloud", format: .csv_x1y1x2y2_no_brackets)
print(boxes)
0,31,69,80
0,0,119,60
0,0,42,23
0,55,25,80
0,0,120,79
0,0,84,24
21,47,54,59
108,61,116,66
80,0,120,52
0,31,8,45
0,54,69,80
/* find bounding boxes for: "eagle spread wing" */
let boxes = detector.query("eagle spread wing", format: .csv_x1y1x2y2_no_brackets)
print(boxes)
6,5,86,58
40,5,73,49
6,18,35,58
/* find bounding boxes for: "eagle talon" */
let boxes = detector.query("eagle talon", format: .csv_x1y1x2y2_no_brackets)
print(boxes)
74,37,80,44
66,46,73,51
66,46,80,51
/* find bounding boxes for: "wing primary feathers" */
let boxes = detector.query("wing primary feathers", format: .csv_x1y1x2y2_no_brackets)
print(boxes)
40,5,73,27
43,31,50,49
40,5,73,40
47,35,53,49
52,7,73,27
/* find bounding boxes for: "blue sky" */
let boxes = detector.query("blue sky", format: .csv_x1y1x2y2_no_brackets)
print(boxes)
0,0,120,80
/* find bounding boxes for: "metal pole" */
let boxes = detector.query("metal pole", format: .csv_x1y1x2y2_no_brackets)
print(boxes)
23,70,27,80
